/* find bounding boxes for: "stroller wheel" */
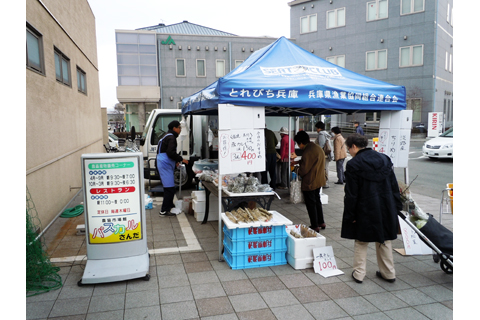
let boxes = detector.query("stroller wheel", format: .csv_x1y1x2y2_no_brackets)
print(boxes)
433,253,440,263
440,260,453,274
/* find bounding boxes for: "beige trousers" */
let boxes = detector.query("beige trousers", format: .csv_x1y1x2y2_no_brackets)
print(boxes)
352,240,395,281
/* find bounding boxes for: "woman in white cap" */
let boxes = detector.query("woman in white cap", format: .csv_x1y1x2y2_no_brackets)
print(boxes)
278,127,294,189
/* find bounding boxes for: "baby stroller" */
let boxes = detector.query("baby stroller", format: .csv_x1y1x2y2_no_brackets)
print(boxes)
398,210,453,274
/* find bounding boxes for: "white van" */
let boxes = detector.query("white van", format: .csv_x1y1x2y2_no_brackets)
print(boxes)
140,109,213,188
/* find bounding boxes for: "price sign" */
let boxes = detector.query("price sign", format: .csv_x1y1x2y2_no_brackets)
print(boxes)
83,156,143,244
218,129,265,174
313,246,344,278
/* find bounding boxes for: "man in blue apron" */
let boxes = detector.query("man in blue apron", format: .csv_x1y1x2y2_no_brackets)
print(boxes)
156,120,188,216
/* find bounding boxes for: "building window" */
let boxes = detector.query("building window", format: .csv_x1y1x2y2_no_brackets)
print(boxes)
216,60,225,78
196,59,206,77
300,14,317,34
77,67,87,94
327,8,345,29
407,98,422,122
116,32,157,86
367,0,388,21
54,48,71,86
366,49,387,70
235,60,244,69
326,55,345,68
401,0,424,15
400,45,423,67
176,59,186,77
26,23,45,74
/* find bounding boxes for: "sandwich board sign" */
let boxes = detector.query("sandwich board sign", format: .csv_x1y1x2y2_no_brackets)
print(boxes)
79,152,149,285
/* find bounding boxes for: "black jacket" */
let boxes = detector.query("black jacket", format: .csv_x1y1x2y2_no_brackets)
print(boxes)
157,130,183,163
341,148,402,243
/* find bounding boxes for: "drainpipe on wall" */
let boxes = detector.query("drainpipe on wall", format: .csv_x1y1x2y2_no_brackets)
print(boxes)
157,38,163,109
432,0,439,114
229,42,232,72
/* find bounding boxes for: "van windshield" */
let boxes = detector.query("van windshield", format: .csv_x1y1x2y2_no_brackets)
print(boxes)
151,114,182,146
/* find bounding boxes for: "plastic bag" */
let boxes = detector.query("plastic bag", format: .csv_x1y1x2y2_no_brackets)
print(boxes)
290,180,303,204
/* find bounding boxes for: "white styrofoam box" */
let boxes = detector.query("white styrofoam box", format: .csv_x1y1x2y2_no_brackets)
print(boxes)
191,190,206,201
286,253,314,270
195,210,219,222
286,225,326,259
192,199,205,212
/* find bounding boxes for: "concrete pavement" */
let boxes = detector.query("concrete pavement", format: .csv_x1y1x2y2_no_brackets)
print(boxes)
26,168,453,320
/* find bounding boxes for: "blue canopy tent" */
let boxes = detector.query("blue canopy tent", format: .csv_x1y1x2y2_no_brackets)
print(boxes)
182,36,406,116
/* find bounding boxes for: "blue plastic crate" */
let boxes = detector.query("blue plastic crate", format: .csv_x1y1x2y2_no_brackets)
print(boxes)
223,224,287,241
223,233,287,255
223,246,287,270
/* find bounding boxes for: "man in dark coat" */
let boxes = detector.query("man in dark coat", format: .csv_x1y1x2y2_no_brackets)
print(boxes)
341,134,402,284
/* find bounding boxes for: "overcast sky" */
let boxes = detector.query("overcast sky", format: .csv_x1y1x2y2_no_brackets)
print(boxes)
88,0,291,109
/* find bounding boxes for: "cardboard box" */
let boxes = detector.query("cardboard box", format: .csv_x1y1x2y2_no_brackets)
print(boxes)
286,225,326,259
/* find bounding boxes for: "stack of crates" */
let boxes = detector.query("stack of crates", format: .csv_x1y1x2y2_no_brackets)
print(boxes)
222,211,292,270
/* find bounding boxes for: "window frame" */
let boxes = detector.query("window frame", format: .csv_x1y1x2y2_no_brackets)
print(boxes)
326,55,345,68
399,44,424,68
365,49,388,71
76,66,87,94
54,47,71,86
216,59,225,78
175,58,186,77
366,0,389,22
400,0,425,16
26,22,45,75
234,60,244,69
196,59,206,77
300,13,318,34
326,7,346,29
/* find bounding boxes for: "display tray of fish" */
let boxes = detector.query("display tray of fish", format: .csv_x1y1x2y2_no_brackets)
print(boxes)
221,210,293,229
225,207,273,224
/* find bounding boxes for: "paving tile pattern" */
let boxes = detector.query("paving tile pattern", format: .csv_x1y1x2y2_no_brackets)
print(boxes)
27,169,453,319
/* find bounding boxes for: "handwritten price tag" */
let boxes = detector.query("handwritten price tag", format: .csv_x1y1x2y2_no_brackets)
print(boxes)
313,246,344,278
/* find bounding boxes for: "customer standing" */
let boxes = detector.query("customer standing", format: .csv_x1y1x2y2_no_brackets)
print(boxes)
291,131,326,231
354,122,365,135
342,134,402,284
314,121,333,188
262,125,278,190
331,126,347,185
156,120,189,216
278,127,294,189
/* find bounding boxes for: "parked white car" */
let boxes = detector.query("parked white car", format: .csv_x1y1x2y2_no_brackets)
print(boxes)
422,127,453,159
